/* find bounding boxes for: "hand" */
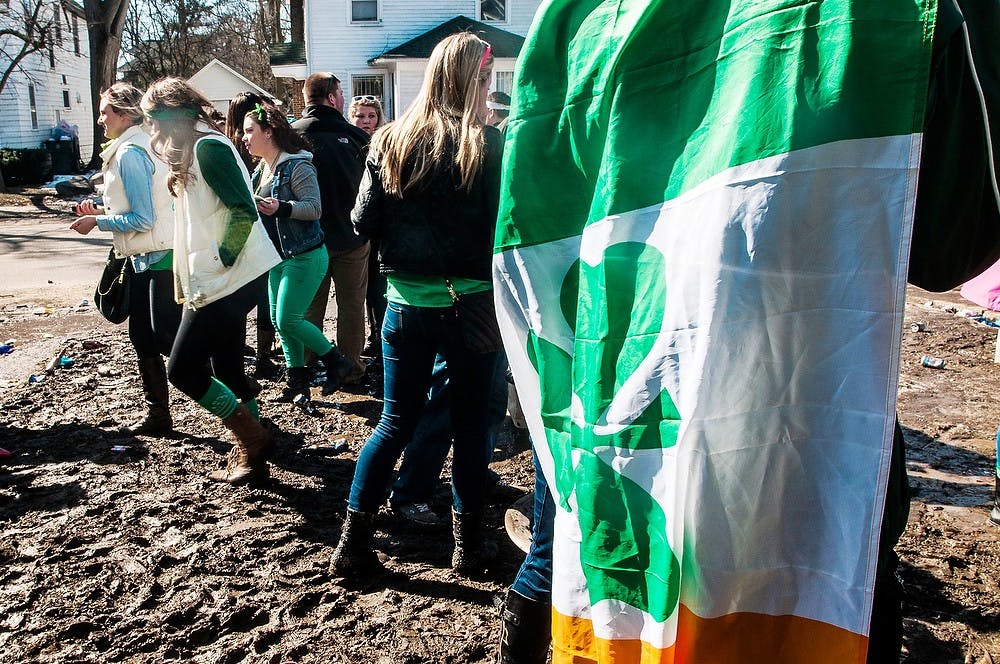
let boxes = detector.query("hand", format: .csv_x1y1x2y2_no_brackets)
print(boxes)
75,199,103,215
255,196,280,216
70,216,98,235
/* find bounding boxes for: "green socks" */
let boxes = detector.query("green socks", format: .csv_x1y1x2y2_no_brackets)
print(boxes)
197,378,239,419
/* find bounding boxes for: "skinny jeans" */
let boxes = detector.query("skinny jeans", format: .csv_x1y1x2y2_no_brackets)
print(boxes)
269,246,333,367
348,301,503,515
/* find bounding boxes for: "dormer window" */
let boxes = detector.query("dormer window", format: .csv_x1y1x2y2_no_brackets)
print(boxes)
480,0,506,22
351,0,378,22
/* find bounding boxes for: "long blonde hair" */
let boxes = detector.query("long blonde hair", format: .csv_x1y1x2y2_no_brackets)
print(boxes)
141,77,223,196
371,32,492,196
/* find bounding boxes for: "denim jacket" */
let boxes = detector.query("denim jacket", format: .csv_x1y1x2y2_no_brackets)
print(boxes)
252,151,324,259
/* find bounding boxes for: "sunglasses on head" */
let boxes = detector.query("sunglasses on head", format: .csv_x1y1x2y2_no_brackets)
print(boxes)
353,95,380,103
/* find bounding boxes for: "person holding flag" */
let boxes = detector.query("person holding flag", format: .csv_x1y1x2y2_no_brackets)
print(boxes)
494,0,998,662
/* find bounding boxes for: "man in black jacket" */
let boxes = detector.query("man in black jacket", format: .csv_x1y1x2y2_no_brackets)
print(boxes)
293,73,371,383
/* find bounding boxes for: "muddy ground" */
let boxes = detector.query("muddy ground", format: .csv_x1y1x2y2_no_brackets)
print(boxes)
1,263,999,661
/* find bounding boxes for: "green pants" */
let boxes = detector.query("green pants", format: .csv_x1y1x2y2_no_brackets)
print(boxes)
269,246,333,367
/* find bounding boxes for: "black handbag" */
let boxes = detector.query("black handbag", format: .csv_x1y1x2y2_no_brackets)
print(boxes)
94,248,133,324
446,279,502,354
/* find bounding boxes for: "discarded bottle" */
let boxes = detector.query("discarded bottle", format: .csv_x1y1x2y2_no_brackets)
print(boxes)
0,344,13,355
300,438,349,456
909,322,926,333
293,393,319,416
28,374,45,384
59,356,74,369
110,445,131,453
920,356,946,369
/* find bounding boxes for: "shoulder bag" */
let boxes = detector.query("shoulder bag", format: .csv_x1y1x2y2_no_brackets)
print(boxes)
94,247,133,324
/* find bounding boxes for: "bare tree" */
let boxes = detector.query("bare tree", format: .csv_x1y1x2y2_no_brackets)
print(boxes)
0,0,55,191
120,0,280,94
82,0,131,169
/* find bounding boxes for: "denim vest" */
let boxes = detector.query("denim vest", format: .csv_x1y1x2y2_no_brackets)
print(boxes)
254,158,324,258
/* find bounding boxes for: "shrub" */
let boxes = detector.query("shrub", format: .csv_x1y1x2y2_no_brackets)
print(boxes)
0,148,52,185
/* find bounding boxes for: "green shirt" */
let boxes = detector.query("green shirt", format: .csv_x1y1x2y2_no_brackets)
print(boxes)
386,273,491,307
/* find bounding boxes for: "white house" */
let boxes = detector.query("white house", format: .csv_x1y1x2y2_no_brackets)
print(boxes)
0,0,94,166
188,59,279,116
270,0,542,119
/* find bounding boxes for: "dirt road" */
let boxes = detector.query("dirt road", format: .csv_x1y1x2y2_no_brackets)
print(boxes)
0,204,998,662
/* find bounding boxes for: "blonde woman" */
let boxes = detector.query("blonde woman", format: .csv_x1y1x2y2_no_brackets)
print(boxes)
70,82,180,436
347,94,384,136
332,33,503,577
141,78,281,485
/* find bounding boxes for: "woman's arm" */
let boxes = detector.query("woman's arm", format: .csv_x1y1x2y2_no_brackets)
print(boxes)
72,147,156,235
351,158,385,241
197,139,258,267
278,160,322,221
95,146,157,233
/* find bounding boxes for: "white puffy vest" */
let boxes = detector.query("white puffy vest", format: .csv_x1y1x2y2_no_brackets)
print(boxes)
173,133,280,308
100,124,174,257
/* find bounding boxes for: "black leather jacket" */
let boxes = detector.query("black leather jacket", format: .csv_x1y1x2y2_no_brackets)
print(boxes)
292,105,370,253
352,125,503,281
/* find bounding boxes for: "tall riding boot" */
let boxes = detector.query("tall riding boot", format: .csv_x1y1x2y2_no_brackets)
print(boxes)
452,509,498,575
208,404,272,485
497,589,552,664
255,326,280,379
127,357,173,436
319,346,353,395
270,366,310,403
330,509,384,576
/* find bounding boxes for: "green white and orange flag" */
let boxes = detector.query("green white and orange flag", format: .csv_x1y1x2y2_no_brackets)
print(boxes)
493,1,936,662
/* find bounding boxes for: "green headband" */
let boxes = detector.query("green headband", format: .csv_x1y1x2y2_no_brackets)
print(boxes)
144,107,201,120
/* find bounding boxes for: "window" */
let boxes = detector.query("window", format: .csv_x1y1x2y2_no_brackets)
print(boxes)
49,42,55,68
72,15,80,54
352,75,383,99
62,90,70,108
54,10,62,45
493,71,514,95
480,0,506,22
28,84,38,129
351,0,377,22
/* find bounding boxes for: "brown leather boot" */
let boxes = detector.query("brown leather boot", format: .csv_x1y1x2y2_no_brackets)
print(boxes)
208,404,271,485
126,357,173,436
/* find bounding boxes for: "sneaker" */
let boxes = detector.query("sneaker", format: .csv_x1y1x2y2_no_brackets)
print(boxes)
394,502,440,526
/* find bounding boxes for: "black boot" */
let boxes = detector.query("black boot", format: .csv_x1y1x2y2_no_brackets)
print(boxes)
498,589,552,664
319,346,352,395
126,357,173,436
330,509,384,576
452,509,497,576
270,366,310,403
254,327,281,379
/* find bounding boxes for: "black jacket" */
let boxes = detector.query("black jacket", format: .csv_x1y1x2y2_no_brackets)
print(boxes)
352,125,503,281
292,105,370,252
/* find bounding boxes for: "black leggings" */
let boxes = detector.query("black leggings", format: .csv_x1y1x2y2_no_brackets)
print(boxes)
167,276,264,403
128,269,181,360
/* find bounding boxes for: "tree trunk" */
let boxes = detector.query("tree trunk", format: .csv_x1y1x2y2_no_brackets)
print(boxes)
290,0,303,42
83,0,132,170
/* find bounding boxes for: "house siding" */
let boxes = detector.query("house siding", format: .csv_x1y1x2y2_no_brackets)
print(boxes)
0,2,94,165
301,0,539,118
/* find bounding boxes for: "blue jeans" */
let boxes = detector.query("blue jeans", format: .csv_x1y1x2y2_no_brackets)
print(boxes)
390,352,508,505
348,302,503,514
511,450,555,602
